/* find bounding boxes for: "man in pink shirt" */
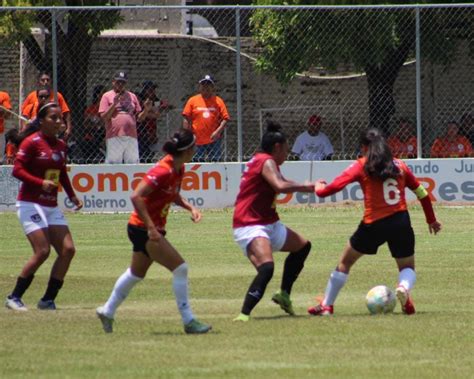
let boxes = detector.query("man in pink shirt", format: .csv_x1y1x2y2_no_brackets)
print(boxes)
99,71,152,164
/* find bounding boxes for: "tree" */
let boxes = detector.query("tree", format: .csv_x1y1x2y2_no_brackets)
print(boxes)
250,0,473,133
0,0,122,136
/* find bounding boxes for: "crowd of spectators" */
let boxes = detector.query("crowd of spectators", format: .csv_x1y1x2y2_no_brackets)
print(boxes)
1,71,473,164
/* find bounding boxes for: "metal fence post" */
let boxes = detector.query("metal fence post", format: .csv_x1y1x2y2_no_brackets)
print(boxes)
415,6,422,159
235,6,243,162
51,8,59,103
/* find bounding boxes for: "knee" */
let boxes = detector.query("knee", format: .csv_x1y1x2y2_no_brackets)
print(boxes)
34,247,51,262
61,245,76,259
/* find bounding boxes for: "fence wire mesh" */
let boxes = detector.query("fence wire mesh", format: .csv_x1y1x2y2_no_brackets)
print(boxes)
0,4,472,164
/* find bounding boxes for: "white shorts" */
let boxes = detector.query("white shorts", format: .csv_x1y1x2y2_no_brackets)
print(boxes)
17,201,68,235
106,136,139,164
233,221,288,256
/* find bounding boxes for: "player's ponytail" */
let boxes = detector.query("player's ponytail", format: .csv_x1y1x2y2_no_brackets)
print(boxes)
361,128,400,180
14,103,60,147
261,120,287,153
162,128,196,155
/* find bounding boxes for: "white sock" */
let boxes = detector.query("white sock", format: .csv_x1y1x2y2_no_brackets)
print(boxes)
102,268,142,318
398,268,416,292
172,263,194,325
323,270,348,306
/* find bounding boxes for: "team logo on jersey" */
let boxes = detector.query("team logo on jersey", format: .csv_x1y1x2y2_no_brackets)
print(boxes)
52,153,61,161
30,213,42,223
38,151,49,159
458,144,464,151
407,145,414,152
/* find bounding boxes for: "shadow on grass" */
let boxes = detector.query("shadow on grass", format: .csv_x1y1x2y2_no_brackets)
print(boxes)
150,330,221,336
253,315,307,321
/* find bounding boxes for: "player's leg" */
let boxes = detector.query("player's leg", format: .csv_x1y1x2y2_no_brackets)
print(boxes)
39,224,76,309
146,237,211,334
308,243,364,316
388,212,416,315
233,236,274,321
6,203,51,311
273,225,311,315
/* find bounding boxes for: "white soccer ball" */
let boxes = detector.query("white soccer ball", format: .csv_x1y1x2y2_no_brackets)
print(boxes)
366,285,396,314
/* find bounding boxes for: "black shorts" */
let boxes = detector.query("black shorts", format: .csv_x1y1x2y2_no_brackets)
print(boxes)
349,211,415,258
127,224,166,257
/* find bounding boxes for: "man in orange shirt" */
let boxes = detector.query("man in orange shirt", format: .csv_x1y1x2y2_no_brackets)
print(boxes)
387,118,417,159
431,121,473,158
182,75,230,162
21,72,72,140
0,90,12,164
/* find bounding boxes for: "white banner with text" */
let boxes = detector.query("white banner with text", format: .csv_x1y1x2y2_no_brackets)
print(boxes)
0,159,472,212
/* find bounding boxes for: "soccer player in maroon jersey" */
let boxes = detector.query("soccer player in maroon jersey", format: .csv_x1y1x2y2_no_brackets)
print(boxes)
232,121,316,322
96,129,211,334
308,128,442,316
5,103,83,312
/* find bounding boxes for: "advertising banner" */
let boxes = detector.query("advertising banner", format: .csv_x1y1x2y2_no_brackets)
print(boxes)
0,159,472,212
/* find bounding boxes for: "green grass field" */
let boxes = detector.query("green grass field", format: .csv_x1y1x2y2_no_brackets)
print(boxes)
0,205,473,378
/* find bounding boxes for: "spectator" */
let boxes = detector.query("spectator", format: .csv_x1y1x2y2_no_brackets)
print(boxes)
431,121,473,158
21,87,56,132
387,118,418,159
21,72,72,140
460,112,474,147
291,114,334,161
5,128,19,165
182,75,230,162
80,85,106,163
99,71,152,164
136,81,169,163
0,89,12,164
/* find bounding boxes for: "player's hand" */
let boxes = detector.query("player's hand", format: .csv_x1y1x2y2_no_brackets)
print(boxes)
147,227,162,242
428,221,442,235
42,179,58,193
70,196,83,211
190,207,202,223
315,179,327,192
210,130,222,142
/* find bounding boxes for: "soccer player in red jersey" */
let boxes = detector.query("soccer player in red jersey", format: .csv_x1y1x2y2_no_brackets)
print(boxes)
5,103,83,312
96,129,211,334
308,128,442,316
233,121,316,322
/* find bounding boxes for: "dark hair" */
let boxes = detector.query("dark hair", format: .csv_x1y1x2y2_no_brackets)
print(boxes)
5,128,19,144
261,121,287,153
361,128,400,180
15,103,60,146
37,71,51,80
92,85,105,104
162,128,195,155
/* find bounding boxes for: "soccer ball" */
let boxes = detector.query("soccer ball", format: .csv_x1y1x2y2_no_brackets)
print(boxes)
366,285,396,314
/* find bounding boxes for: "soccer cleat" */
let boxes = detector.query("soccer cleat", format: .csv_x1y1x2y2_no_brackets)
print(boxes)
5,296,28,312
271,290,295,316
307,300,334,316
396,286,416,315
184,319,212,334
37,299,56,310
233,313,250,322
96,306,114,333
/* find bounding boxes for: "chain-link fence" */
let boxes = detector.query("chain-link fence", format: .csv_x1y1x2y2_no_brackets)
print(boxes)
0,4,472,164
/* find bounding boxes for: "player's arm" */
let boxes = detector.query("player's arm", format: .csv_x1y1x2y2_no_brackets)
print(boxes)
59,166,82,210
262,159,314,193
174,194,202,223
405,168,441,235
130,179,161,241
12,142,45,188
315,161,361,197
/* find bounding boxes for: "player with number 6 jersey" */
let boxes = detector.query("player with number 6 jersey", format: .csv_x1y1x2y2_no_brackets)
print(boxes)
308,128,442,317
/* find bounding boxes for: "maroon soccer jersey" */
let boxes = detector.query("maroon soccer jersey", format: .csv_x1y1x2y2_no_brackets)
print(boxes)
233,153,280,228
13,132,75,207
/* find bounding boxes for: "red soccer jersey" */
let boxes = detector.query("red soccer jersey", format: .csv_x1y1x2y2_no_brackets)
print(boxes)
13,132,75,207
128,155,184,231
316,157,420,224
233,153,280,228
